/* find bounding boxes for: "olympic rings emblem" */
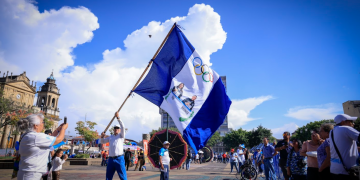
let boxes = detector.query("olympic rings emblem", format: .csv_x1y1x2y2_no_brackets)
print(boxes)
192,57,213,82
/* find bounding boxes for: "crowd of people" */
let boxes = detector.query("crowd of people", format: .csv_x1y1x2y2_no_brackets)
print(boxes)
11,111,359,180
223,114,359,180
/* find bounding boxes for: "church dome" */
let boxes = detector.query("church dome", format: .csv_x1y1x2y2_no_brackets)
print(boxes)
47,72,56,81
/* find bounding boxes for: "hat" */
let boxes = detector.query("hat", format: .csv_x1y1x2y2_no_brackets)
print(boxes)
334,114,357,124
231,149,234,152
239,144,245,148
163,141,170,145
114,124,121,129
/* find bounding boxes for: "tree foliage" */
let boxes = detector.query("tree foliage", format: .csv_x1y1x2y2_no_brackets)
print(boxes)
222,128,248,151
354,118,360,132
247,125,273,148
75,121,98,152
291,119,334,142
222,125,275,150
206,132,221,147
0,90,29,129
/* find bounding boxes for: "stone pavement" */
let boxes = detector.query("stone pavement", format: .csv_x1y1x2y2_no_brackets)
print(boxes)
0,162,267,180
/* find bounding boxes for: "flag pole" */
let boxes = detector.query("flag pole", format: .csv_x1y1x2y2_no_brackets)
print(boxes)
103,22,177,133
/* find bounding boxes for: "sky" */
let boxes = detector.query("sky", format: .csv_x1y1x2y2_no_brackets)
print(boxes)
0,0,359,141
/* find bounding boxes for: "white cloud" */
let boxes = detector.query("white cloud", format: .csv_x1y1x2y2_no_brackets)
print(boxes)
284,103,341,121
0,1,228,140
0,0,99,81
227,96,274,129
271,122,299,139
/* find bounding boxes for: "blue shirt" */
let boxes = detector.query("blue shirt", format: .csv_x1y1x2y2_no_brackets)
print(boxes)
230,153,238,162
262,144,275,158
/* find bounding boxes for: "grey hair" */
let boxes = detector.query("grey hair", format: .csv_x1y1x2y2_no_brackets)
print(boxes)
17,114,44,132
320,123,334,133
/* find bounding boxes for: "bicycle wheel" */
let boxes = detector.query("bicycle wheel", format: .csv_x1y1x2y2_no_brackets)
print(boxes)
240,166,257,180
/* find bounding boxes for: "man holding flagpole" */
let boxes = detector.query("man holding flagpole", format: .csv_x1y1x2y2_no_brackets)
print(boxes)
100,112,127,180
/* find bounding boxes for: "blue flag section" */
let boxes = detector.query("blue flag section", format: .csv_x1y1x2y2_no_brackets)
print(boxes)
134,24,231,153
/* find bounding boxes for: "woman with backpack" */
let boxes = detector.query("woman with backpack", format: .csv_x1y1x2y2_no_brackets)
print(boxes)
286,139,307,180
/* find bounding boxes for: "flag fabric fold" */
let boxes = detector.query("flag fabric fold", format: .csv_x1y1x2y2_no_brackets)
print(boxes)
134,24,231,153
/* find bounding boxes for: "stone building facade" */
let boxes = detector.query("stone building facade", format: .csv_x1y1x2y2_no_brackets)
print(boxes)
0,71,37,149
343,100,360,117
0,71,61,149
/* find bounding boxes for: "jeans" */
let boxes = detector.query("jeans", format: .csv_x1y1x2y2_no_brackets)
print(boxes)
263,158,276,180
106,156,127,180
186,159,191,170
102,158,107,166
230,162,239,173
160,164,169,180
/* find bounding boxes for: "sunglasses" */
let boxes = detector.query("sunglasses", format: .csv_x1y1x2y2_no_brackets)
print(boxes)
114,127,120,130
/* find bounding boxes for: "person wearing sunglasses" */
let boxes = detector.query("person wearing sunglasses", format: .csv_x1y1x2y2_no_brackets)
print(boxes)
329,114,359,180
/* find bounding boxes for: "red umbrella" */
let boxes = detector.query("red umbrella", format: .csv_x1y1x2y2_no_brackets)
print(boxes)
148,129,187,169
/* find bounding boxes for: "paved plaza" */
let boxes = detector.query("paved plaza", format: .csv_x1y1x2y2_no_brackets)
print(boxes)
0,162,267,180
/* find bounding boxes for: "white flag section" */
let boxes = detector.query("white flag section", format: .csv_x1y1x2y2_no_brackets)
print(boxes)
160,51,220,133
134,24,231,153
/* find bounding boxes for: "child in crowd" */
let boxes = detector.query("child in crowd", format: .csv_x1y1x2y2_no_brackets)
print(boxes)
52,149,68,180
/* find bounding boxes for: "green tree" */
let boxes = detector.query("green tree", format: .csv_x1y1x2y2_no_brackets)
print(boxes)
75,121,98,153
206,132,221,147
291,119,334,142
222,128,248,151
247,125,273,148
354,117,360,132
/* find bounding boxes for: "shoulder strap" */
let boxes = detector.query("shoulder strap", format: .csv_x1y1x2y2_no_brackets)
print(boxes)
331,130,350,171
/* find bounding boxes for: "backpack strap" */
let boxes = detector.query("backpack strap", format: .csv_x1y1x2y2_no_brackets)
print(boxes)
331,129,350,172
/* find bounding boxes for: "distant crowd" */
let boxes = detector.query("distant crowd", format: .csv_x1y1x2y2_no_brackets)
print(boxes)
218,114,359,180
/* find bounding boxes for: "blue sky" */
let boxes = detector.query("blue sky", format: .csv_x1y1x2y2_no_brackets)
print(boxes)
1,0,359,139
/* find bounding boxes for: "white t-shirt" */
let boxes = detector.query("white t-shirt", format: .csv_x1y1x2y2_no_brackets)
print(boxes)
52,157,66,171
329,126,359,175
196,154,199,159
19,132,56,173
159,148,170,165
100,119,125,157
237,149,245,163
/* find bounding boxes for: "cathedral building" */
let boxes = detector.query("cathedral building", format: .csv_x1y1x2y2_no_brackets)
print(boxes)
0,71,61,149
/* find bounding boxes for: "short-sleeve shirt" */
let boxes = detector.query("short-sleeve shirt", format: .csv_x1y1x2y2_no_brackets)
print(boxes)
276,140,293,166
317,138,330,168
237,149,245,163
159,148,170,165
262,144,275,158
329,126,359,175
230,153,238,162
19,132,56,173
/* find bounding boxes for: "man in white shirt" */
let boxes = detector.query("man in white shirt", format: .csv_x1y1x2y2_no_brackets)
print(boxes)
237,144,246,166
159,141,172,180
329,114,359,179
101,112,126,180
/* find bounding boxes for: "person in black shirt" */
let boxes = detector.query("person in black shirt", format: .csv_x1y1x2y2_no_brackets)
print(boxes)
275,131,292,180
137,149,145,171
124,148,132,171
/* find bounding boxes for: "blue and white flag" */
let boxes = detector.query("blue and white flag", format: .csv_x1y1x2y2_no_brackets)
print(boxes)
134,24,231,153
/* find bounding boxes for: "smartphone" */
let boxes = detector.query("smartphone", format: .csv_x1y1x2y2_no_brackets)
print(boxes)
64,116,67,124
